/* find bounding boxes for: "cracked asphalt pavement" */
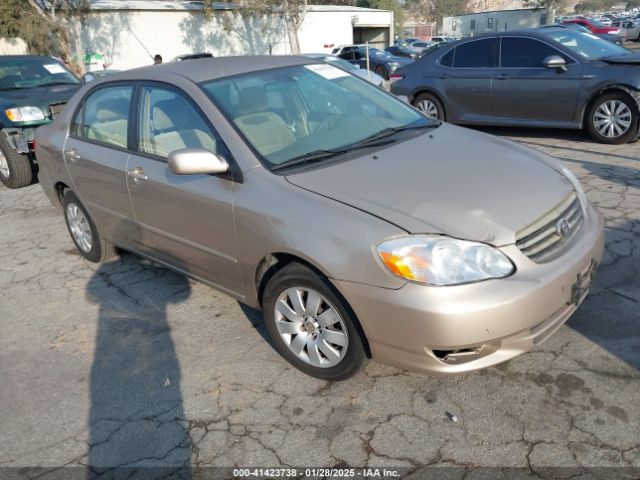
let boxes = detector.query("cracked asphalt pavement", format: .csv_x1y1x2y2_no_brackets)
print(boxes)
0,127,638,478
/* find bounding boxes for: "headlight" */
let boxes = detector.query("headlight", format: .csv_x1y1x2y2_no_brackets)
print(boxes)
5,106,46,122
376,235,514,286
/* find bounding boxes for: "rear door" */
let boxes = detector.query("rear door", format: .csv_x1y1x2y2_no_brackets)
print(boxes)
64,83,140,247
125,83,244,296
435,37,496,122
492,36,582,125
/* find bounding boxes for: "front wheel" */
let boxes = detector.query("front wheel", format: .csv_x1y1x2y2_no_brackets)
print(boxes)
262,263,367,380
0,133,34,189
585,92,638,144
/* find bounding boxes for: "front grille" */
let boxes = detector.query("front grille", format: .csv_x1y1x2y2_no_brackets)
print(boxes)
516,192,583,263
48,102,67,120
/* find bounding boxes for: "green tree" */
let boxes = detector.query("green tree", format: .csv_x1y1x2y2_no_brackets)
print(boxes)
404,0,470,26
0,0,89,72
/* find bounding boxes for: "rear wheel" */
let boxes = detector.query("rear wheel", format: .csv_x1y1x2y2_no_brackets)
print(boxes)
412,92,445,121
585,92,638,144
63,190,117,262
0,133,34,189
262,263,367,380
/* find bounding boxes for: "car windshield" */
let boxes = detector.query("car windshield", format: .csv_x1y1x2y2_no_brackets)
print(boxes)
201,64,433,169
0,58,79,90
540,29,631,60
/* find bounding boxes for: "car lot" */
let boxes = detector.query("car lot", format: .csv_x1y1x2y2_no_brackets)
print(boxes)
0,125,638,476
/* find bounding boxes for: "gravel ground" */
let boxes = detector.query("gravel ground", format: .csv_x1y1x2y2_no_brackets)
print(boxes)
0,124,638,479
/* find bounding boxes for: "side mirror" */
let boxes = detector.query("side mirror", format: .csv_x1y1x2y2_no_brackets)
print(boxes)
543,55,567,72
82,73,96,83
168,148,229,175
354,64,361,69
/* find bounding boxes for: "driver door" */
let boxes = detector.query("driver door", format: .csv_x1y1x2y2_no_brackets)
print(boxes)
126,83,244,296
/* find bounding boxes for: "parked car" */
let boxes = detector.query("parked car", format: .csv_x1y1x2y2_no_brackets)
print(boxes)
36,56,604,380
301,53,385,88
0,55,81,188
332,45,412,79
550,23,624,46
82,70,121,83
563,18,622,35
407,41,432,55
430,36,455,44
611,20,640,40
390,28,640,144
384,45,419,59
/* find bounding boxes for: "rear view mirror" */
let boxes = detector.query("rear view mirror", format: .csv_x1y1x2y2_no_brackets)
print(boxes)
168,148,229,175
354,64,361,69
543,55,567,72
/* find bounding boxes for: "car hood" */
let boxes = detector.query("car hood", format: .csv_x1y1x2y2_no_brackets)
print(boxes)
600,53,640,64
0,83,80,110
285,124,574,246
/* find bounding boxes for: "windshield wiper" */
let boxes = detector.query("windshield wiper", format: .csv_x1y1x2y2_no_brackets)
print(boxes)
271,138,395,172
37,81,79,87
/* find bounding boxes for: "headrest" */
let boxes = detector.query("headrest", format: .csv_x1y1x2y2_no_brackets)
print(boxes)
152,98,190,131
95,98,129,122
238,87,268,116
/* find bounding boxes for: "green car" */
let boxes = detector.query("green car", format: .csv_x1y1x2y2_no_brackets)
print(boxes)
0,55,81,188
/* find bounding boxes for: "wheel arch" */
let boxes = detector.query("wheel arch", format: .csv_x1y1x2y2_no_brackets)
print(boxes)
54,182,71,206
580,84,640,128
254,252,372,358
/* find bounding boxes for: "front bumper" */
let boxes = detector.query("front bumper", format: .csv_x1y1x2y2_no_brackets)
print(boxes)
334,202,605,374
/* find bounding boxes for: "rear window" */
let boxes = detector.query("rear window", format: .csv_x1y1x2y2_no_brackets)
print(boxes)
453,39,494,68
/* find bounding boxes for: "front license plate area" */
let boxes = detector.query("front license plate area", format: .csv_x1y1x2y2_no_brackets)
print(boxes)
568,259,598,307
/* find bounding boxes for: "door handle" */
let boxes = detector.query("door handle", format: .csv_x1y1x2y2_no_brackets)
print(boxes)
65,148,81,163
436,73,449,79
127,167,148,181
497,73,511,80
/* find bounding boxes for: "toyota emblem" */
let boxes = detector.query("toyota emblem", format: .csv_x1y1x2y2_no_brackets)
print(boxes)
556,218,571,237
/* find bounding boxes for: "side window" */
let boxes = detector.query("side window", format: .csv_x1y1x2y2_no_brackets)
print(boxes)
453,39,494,68
73,85,132,148
138,86,225,159
501,37,569,68
439,48,454,67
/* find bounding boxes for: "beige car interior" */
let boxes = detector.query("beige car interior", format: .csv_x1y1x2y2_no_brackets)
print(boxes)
85,97,129,148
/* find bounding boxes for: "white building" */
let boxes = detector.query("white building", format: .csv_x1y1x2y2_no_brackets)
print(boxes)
76,1,394,70
442,8,552,37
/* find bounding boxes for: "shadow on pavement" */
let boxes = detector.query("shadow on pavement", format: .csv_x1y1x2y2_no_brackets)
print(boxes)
85,257,192,479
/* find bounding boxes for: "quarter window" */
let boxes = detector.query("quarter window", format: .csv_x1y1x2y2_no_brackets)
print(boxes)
500,37,568,68
439,49,454,67
73,85,132,148
452,39,494,68
137,86,225,159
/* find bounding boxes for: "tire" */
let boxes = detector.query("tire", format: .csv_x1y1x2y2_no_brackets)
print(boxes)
585,92,639,145
262,263,367,380
375,65,388,80
0,132,34,189
63,190,117,263
412,92,445,121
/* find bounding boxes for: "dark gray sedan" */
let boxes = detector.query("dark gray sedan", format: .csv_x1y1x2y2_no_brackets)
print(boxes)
390,28,640,144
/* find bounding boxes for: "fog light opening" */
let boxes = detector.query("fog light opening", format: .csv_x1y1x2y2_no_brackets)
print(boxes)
432,345,487,364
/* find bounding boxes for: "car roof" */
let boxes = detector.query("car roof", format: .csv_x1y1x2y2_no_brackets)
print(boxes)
98,55,318,84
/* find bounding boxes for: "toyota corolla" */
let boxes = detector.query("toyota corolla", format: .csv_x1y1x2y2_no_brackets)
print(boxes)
35,56,604,380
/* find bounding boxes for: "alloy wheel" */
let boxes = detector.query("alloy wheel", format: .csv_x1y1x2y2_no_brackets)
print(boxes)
274,287,349,368
417,99,439,119
66,203,93,252
593,100,632,138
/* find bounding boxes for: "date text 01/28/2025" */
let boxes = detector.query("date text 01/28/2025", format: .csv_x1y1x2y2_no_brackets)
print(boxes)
233,468,400,478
